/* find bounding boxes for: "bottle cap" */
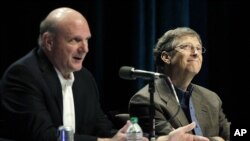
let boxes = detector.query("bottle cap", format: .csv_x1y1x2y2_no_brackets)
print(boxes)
130,117,138,123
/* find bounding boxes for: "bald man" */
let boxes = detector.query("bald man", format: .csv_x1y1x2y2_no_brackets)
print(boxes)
0,7,129,141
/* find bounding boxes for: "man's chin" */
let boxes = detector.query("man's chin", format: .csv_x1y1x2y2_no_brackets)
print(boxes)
72,66,82,72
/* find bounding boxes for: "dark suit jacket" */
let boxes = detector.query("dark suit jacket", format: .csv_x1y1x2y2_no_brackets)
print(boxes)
0,48,114,141
129,78,230,141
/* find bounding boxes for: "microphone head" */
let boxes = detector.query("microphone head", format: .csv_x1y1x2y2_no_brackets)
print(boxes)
119,66,135,80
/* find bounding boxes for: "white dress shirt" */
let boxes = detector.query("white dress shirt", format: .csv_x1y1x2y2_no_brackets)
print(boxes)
55,69,75,133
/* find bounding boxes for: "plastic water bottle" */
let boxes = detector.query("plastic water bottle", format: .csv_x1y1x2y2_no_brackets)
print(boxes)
126,117,143,141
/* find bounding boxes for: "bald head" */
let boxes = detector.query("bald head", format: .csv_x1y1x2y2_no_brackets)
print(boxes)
46,7,87,24
38,7,89,46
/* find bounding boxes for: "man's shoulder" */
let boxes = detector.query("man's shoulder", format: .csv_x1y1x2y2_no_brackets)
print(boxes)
73,67,96,83
129,84,150,104
192,84,221,102
3,48,38,74
192,84,215,94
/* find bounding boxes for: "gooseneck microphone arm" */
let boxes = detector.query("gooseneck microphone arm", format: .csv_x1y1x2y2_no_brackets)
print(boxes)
165,77,181,124
166,77,180,104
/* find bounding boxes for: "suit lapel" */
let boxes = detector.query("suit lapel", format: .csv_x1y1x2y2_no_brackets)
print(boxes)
155,78,189,127
191,86,208,132
191,88,202,118
36,48,63,118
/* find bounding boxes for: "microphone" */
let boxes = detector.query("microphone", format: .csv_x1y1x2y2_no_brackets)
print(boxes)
119,66,165,80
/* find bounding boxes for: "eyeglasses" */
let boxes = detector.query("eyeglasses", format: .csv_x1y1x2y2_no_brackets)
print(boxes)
168,43,206,54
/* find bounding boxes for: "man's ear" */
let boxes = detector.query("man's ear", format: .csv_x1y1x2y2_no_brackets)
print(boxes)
43,32,53,51
161,51,171,64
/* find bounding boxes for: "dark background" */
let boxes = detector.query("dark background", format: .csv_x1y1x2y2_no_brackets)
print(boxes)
0,0,248,140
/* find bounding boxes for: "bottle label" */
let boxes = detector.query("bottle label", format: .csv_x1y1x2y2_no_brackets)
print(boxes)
127,132,143,141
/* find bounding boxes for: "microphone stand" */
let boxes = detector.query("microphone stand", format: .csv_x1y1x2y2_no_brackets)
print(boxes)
148,79,156,141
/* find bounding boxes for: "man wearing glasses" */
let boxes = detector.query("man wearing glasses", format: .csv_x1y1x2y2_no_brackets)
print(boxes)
129,27,230,141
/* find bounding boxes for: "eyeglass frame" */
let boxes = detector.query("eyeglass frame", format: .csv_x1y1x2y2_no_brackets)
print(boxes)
165,43,206,54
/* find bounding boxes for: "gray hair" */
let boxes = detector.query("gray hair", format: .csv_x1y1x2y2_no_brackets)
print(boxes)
37,18,57,47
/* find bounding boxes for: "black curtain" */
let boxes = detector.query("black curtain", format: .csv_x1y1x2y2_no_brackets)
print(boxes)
0,1,248,140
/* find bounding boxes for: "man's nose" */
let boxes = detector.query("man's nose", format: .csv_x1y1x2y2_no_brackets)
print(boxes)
79,41,89,53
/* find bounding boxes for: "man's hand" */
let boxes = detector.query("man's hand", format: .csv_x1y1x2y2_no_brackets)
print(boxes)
157,122,209,141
